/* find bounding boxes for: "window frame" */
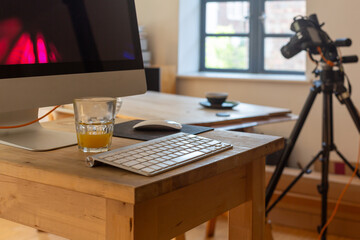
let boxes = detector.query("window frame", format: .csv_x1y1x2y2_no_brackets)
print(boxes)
199,0,304,75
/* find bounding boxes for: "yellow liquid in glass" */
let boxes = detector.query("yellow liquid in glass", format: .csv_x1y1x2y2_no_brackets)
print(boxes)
76,122,113,149
78,132,112,148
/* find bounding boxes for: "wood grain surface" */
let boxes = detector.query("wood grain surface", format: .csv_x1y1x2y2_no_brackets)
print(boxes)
0,115,283,239
118,91,291,126
0,118,283,204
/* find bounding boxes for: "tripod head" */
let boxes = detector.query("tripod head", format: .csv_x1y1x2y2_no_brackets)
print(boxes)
281,14,358,70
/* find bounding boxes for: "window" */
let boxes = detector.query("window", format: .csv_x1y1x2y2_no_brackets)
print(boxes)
200,0,306,74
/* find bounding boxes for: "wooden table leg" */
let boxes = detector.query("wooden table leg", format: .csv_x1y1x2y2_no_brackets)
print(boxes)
105,163,250,240
206,217,217,237
106,199,134,240
228,157,265,240
265,218,274,240
173,233,186,240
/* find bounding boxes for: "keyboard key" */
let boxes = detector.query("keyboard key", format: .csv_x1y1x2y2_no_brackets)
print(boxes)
151,165,162,171
163,160,176,166
208,140,220,145
171,151,205,163
200,149,212,153
123,160,139,167
136,158,147,163
142,167,156,173
105,157,117,161
156,163,167,168
142,162,152,167
114,159,129,164
133,164,146,170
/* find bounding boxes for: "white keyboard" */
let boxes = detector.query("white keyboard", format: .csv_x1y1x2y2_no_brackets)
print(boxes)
86,132,233,176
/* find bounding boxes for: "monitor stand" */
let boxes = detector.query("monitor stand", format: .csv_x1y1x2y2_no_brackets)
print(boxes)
0,108,77,151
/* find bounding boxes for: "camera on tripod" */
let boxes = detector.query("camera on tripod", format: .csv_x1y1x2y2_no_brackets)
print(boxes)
267,13,360,240
281,14,357,65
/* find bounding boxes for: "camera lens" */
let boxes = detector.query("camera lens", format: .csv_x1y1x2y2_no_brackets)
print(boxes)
281,44,301,59
281,35,302,59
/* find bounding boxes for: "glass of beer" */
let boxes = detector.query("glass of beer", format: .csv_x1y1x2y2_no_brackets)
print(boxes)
74,97,116,153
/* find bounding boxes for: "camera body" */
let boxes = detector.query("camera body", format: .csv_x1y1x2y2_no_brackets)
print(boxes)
281,14,332,59
281,14,357,65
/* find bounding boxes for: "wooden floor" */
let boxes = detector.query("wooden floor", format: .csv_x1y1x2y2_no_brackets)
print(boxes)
0,215,356,240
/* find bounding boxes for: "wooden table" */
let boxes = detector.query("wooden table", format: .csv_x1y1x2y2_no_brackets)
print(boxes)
0,118,283,240
118,91,295,130
54,91,295,131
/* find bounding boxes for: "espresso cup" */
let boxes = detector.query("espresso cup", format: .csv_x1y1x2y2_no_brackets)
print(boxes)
206,92,228,106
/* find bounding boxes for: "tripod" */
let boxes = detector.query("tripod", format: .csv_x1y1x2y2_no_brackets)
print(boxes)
265,63,360,239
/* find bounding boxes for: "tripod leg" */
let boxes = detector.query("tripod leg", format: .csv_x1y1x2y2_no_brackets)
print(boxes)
334,86,360,177
318,90,334,239
319,150,330,240
266,150,322,214
266,82,322,208
342,97,360,132
335,85,360,132
335,148,360,178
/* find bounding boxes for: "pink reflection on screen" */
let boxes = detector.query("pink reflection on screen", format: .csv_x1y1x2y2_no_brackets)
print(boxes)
36,33,48,63
22,34,36,64
6,33,35,64
0,18,62,65
0,18,23,63
48,43,62,63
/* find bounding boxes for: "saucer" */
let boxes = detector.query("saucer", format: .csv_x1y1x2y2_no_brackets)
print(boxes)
199,101,239,109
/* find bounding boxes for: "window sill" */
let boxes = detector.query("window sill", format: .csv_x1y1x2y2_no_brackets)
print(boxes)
177,71,309,84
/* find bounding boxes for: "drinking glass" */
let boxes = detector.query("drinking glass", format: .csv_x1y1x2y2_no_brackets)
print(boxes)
74,97,116,153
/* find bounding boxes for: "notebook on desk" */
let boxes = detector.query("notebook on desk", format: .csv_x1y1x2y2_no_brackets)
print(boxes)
113,120,214,141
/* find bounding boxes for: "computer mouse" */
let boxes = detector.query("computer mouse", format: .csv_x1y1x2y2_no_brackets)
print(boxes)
133,120,182,131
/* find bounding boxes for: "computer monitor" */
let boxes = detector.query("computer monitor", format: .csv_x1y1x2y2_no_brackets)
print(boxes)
0,0,146,151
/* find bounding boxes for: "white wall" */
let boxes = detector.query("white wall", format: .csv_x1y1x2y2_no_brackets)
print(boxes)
135,0,179,66
135,0,360,167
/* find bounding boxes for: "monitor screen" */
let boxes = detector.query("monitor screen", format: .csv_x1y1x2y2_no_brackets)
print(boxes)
0,0,143,78
0,0,146,150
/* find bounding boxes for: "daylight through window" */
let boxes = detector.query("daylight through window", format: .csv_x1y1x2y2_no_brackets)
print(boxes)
200,0,306,74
